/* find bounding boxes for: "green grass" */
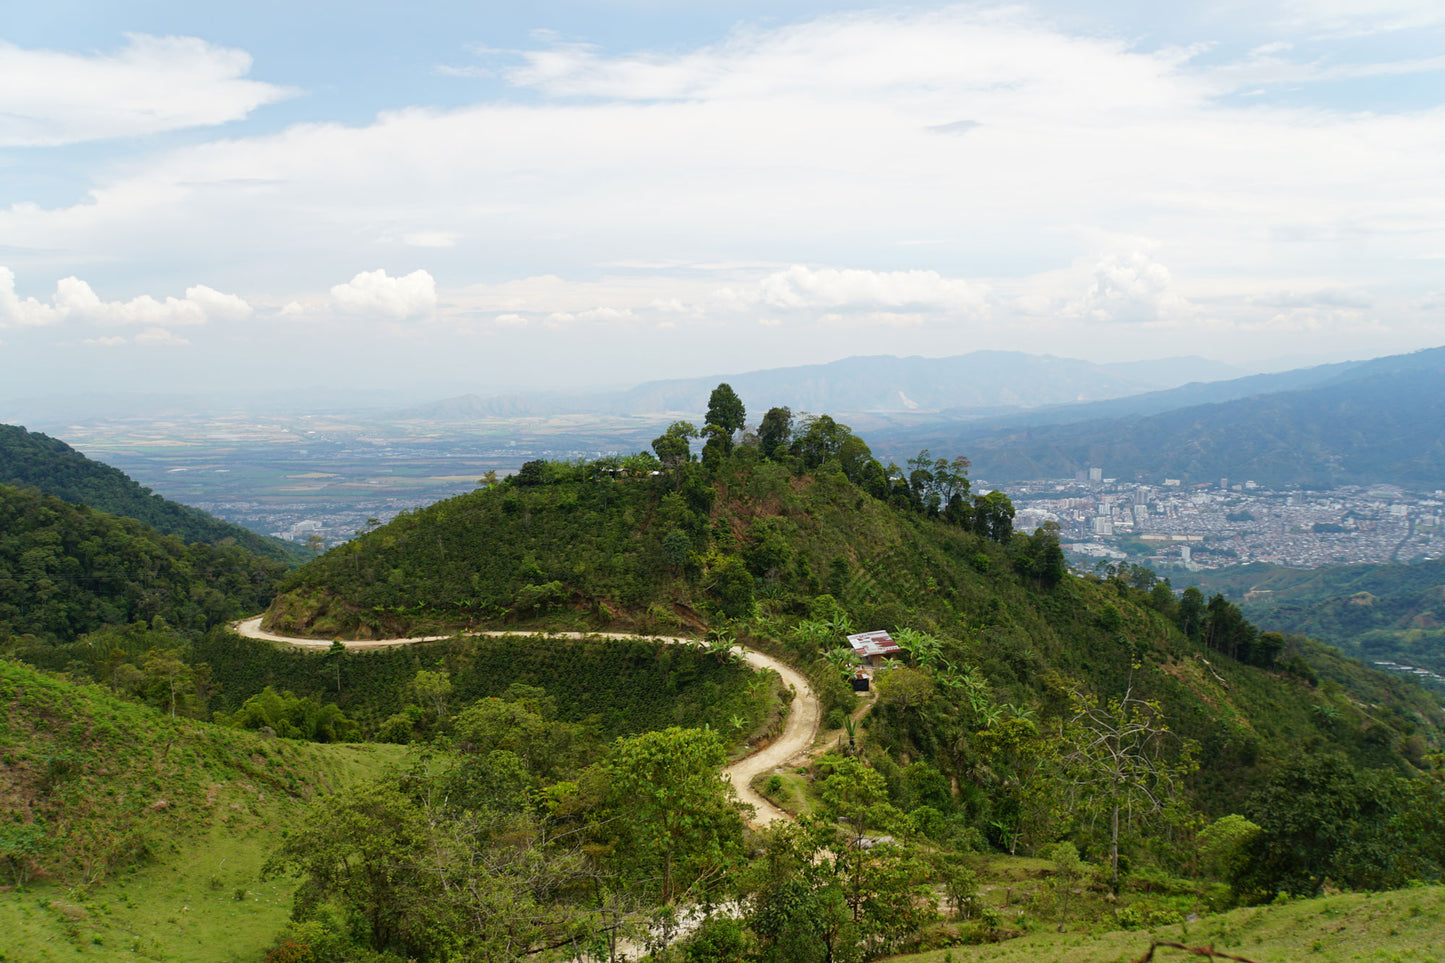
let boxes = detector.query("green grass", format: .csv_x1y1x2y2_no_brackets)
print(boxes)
0,659,405,962
753,769,815,817
0,744,402,963
887,885,1445,963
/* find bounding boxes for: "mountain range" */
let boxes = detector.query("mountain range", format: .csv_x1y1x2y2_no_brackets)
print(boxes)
395,352,1247,421
877,346,1445,487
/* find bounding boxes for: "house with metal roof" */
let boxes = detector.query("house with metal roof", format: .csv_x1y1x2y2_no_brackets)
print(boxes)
846,629,901,666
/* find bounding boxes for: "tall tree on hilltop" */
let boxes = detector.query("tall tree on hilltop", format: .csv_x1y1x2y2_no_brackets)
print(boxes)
706,384,746,444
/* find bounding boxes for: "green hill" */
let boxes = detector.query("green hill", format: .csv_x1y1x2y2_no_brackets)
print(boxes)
0,658,401,962
12,397,1443,962
265,427,1444,815
0,423,304,564
890,883,1445,963
0,483,286,646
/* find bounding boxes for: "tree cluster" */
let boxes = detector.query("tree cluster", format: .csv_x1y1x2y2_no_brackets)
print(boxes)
0,484,286,646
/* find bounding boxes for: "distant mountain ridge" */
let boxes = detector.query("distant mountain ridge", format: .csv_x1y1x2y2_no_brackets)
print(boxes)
0,423,304,563
878,346,1445,487
396,351,1241,422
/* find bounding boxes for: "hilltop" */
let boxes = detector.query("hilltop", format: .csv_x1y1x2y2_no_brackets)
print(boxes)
265,408,1444,815
0,483,286,646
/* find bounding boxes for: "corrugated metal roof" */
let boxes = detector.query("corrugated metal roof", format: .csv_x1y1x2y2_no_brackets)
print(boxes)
847,629,901,658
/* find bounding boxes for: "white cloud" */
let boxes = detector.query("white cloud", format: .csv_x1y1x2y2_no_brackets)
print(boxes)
1247,288,1373,309
80,335,127,347
0,267,60,326
0,33,292,147
329,269,437,320
2,5,1445,381
0,267,251,328
574,306,634,322
1068,249,1194,323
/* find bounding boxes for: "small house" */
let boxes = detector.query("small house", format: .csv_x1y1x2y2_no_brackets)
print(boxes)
846,629,901,667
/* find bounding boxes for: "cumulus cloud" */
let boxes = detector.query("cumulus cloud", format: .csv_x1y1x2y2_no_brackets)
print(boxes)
0,267,60,326
0,267,251,328
575,306,634,322
0,33,292,147
329,269,437,320
1068,250,1194,323
3,5,1444,374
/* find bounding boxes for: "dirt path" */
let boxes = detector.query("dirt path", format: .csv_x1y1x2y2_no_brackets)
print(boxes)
232,618,818,826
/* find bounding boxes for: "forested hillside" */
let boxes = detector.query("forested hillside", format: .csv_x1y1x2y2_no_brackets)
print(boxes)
1182,558,1445,680
0,423,303,563
0,483,286,644
268,396,1444,821
6,391,1445,962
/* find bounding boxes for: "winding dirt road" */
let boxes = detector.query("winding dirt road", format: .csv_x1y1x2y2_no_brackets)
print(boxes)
232,618,818,825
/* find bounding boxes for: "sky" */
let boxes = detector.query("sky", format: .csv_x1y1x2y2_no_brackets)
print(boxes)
2,0,1444,402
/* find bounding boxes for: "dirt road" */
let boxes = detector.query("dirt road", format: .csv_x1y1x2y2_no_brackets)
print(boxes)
232,618,818,825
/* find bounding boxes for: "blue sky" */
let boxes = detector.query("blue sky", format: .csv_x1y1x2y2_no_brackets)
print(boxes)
2,1,1444,401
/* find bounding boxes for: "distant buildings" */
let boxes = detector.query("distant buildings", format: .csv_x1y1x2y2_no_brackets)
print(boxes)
1007,478,1444,570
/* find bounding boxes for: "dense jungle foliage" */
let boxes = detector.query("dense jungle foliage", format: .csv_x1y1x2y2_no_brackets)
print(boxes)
0,483,286,644
0,423,303,563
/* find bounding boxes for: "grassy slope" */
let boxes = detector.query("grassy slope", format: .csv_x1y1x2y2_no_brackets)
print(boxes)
887,885,1445,963
0,659,402,962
